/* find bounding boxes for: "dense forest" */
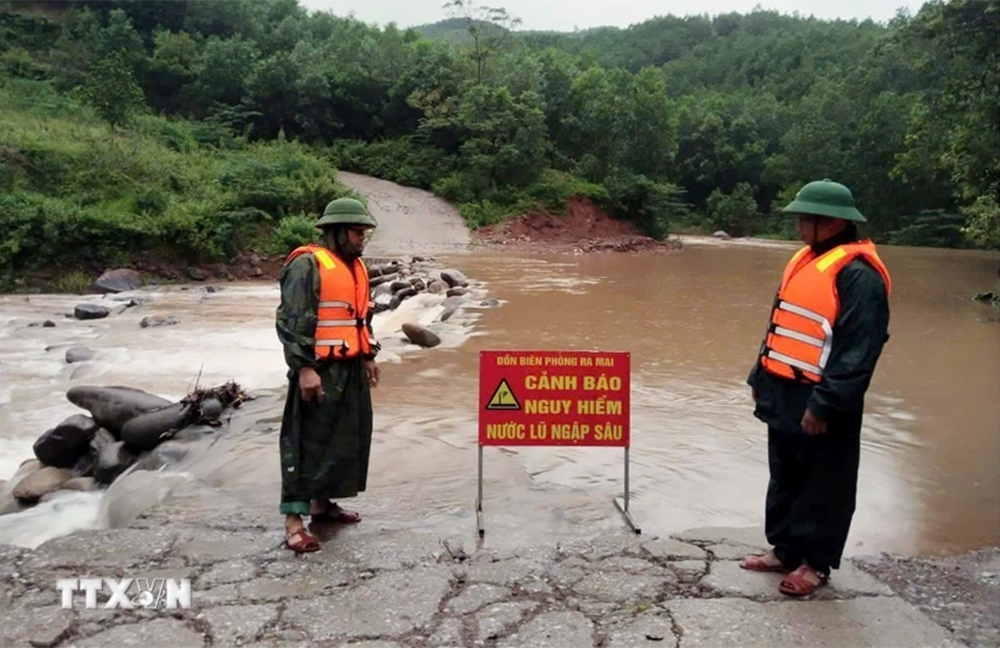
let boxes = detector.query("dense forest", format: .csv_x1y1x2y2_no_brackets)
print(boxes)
0,0,996,288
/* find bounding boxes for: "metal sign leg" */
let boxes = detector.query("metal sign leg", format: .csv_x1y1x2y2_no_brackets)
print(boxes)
476,445,485,537
614,446,641,534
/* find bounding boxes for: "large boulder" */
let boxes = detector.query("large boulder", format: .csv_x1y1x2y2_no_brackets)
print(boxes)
0,460,40,514
66,386,173,437
92,269,143,294
440,269,469,288
402,323,441,348
32,414,99,468
74,304,110,320
120,401,194,452
12,466,75,502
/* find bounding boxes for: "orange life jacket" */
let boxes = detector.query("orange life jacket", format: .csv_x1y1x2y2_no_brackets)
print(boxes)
760,239,891,383
284,244,375,360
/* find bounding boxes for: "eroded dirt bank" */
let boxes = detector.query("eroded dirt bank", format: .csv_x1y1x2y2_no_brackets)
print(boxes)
472,196,680,254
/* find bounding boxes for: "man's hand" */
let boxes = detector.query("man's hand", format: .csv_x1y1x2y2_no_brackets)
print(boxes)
298,366,324,402
801,409,828,435
365,359,380,389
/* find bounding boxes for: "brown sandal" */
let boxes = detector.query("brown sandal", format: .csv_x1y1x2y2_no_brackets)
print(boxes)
311,502,362,524
779,565,828,596
285,527,320,553
739,553,789,573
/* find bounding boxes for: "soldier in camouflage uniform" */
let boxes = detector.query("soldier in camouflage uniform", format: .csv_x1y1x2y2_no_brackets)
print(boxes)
275,198,381,552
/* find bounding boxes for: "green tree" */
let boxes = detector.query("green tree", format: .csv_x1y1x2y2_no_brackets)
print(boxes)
80,49,146,132
443,0,522,84
707,182,759,235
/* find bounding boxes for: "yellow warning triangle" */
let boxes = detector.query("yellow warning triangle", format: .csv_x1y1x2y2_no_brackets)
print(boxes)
486,378,521,410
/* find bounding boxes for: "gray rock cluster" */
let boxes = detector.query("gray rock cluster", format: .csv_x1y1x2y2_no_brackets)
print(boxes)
0,383,248,517
367,256,471,316
366,256,495,350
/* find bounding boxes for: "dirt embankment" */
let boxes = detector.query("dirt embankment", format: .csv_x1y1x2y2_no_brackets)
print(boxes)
472,196,681,254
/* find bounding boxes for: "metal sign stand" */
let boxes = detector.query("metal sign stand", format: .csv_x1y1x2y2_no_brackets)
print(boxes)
476,445,485,537
614,445,640,534
476,443,640,537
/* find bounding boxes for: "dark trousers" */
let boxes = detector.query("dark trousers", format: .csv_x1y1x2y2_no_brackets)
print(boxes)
766,423,861,573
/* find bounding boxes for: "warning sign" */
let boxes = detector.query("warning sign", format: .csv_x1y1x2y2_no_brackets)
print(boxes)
478,350,630,447
475,349,640,538
486,378,521,410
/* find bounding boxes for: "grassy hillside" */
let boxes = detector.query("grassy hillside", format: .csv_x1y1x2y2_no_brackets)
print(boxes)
0,76,359,291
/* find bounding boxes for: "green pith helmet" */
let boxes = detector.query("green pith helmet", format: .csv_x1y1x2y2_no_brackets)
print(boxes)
781,179,866,223
315,198,378,228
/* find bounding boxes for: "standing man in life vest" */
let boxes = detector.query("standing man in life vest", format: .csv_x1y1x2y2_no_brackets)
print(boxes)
275,197,381,553
742,179,892,596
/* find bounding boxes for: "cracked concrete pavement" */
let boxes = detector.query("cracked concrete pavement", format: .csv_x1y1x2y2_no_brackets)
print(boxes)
0,492,966,648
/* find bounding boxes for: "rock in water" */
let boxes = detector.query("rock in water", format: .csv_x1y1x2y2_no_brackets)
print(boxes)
402,323,441,348
33,414,99,468
66,386,172,437
120,402,194,452
0,460,40,515
200,397,223,421
428,280,449,294
440,269,469,288
394,286,417,302
62,477,97,492
65,347,95,364
140,315,179,328
12,466,75,502
95,441,134,485
92,269,143,294
74,304,110,320
446,287,468,297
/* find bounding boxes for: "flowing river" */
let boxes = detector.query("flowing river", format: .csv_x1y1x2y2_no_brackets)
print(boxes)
0,173,997,558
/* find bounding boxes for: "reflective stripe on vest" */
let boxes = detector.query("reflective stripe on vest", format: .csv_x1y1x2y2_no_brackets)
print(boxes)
760,240,891,384
283,244,373,360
